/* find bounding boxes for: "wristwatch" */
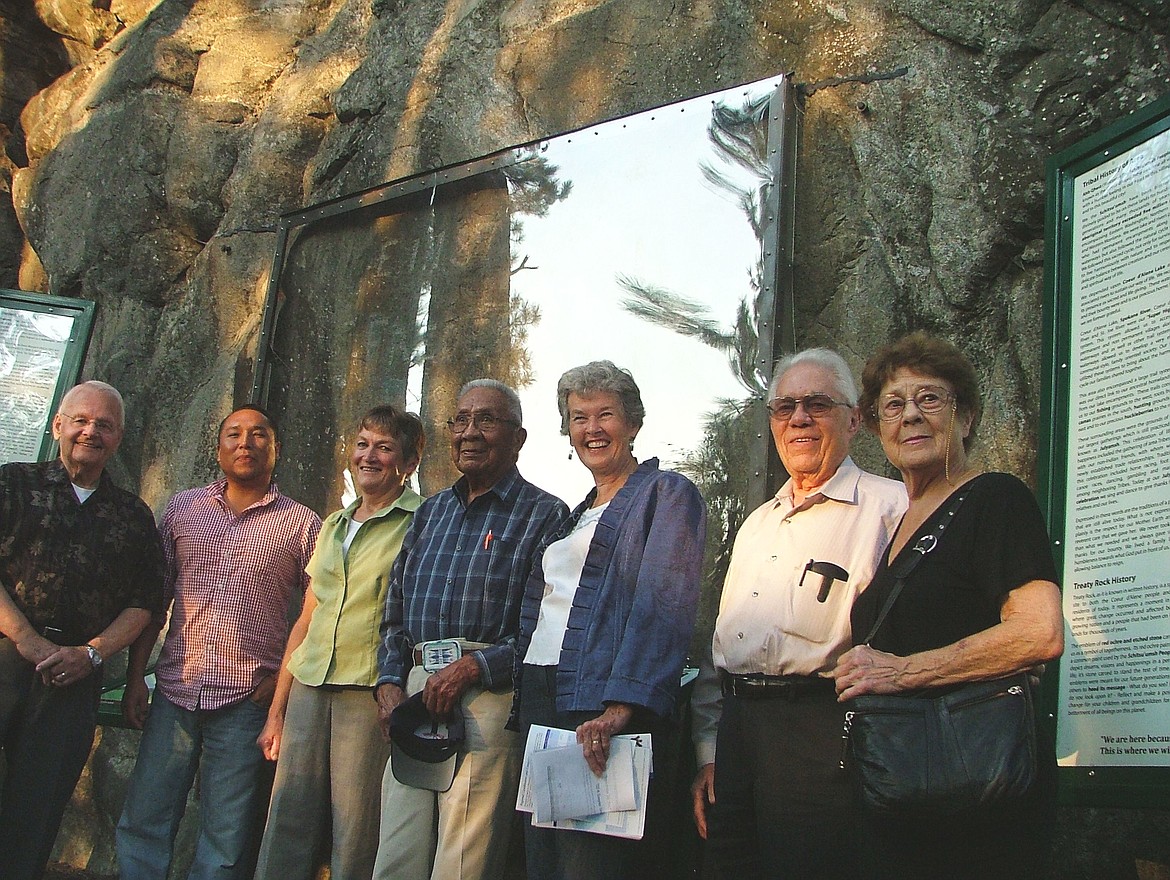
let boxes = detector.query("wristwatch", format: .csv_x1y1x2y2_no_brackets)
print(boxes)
85,644,103,669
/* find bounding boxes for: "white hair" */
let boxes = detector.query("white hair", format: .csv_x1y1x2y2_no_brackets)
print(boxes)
59,380,125,429
458,379,523,424
769,349,858,405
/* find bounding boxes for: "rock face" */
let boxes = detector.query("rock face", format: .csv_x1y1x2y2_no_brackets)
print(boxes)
1,0,1168,876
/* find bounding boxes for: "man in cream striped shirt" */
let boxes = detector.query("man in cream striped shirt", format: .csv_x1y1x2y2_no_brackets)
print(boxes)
691,349,907,880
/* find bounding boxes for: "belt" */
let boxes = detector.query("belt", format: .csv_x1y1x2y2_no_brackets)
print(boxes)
411,639,492,669
721,672,835,701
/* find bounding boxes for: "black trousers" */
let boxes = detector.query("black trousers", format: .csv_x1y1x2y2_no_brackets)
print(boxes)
705,682,856,880
0,636,103,880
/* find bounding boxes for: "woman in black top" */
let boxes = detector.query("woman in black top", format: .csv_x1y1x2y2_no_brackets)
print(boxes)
833,331,1063,879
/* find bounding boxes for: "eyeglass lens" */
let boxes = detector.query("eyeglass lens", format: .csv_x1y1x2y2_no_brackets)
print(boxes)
878,388,952,421
447,412,506,433
768,394,839,420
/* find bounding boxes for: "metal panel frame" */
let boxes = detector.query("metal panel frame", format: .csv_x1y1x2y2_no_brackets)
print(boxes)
250,145,540,404
251,78,800,506
748,79,801,510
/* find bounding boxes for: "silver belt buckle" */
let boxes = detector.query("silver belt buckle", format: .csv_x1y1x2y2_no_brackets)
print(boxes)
420,639,462,672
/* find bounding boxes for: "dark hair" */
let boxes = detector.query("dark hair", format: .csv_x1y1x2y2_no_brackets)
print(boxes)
556,361,645,436
358,405,426,462
218,404,278,441
859,331,982,450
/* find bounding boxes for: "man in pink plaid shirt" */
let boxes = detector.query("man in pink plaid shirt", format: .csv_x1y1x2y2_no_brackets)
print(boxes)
115,404,321,880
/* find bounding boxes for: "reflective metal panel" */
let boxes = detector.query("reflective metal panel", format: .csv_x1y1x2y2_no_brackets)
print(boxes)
260,75,796,597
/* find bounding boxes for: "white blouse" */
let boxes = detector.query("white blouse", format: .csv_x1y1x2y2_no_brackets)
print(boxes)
525,502,609,666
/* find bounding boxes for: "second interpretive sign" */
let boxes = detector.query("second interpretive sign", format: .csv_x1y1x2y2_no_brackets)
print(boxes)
1042,94,1170,797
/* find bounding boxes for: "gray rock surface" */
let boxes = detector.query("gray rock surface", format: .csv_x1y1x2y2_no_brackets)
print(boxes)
0,0,1167,876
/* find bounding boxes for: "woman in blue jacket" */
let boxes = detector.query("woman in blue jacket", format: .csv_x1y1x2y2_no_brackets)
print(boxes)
514,360,707,880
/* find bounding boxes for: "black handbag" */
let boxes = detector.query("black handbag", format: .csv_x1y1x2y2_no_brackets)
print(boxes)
843,479,1038,814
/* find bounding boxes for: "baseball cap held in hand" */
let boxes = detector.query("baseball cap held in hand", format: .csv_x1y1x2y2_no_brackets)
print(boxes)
389,692,465,792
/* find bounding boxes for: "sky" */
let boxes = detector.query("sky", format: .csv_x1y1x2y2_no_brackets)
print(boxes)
406,76,784,503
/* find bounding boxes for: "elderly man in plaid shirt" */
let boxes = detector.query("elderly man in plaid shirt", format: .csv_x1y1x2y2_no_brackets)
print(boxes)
116,404,321,880
372,379,569,880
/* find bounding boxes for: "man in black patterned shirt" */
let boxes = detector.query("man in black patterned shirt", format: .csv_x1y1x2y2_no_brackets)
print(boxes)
0,380,165,880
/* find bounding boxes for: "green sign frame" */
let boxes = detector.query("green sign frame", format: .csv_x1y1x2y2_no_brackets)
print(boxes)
1040,93,1170,807
0,289,96,465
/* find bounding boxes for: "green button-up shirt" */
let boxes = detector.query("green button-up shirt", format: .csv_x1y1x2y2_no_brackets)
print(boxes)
290,487,422,687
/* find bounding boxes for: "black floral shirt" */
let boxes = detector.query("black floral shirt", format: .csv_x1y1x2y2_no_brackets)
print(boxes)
0,460,165,644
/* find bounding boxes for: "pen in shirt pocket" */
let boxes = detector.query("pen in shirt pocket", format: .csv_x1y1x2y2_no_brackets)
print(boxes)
484,530,493,550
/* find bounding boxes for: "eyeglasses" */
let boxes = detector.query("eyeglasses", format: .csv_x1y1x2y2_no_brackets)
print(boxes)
767,394,852,421
59,413,119,435
445,412,520,434
874,387,955,422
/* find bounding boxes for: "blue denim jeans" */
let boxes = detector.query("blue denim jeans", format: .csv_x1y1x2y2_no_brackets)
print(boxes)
116,691,268,880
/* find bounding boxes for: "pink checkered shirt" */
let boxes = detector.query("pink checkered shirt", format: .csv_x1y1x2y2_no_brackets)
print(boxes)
153,480,321,711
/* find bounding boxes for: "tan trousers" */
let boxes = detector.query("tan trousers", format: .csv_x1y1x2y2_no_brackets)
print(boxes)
254,681,389,880
372,665,522,880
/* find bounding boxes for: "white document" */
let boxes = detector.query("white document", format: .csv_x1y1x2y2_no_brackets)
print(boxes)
528,741,637,822
517,725,652,839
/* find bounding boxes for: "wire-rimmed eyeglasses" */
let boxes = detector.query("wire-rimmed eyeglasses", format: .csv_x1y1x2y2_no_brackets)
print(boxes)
58,413,119,435
874,387,955,422
445,412,520,434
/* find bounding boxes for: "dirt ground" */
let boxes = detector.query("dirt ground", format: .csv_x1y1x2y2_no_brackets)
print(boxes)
45,865,112,880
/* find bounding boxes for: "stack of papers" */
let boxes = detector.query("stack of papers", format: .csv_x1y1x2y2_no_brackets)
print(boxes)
516,725,652,839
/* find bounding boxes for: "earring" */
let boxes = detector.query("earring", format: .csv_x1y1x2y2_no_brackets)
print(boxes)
568,447,573,460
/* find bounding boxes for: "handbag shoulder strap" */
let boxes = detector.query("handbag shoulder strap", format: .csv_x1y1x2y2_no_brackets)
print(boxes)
860,478,978,645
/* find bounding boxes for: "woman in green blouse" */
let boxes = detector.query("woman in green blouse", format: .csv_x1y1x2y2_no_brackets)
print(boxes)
253,405,425,880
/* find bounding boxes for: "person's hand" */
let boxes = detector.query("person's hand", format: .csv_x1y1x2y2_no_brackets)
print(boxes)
122,676,151,729
35,645,93,688
376,682,407,742
249,671,277,709
575,702,635,776
832,644,911,701
421,656,480,718
13,629,57,667
691,762,716,838
257,712,283,761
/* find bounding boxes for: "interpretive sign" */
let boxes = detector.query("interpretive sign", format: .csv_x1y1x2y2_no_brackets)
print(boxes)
1041,94,1170,804
0,290,95,465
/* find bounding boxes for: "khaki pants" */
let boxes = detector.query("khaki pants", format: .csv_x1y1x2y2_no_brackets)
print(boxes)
372,665,522,880
254,681,389,880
